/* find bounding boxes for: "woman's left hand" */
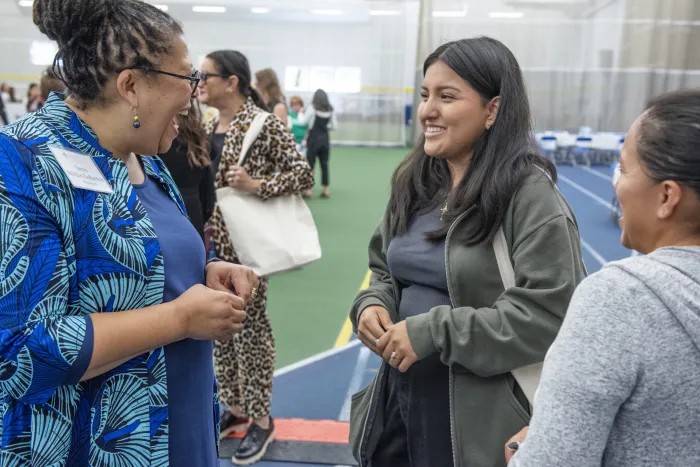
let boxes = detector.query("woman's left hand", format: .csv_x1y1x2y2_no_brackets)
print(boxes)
376,321,419,372
226,166,261,194
205,262,260,304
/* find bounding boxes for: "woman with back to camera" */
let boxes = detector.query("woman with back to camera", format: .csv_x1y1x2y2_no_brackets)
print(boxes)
199,50,314,465
254,68,288,124
506,89,700,467
302,89,337,199
0,1,259,465
348,37,587,467
159,100,215,240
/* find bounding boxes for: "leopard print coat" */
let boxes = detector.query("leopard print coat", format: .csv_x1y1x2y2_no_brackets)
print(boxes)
204,97,314,200
204,97,313,419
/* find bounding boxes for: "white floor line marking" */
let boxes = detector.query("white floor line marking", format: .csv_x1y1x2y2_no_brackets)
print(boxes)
558,174,615,211
338,346,371,422
274,339,362,377
580,166,613,182
581,238,608,267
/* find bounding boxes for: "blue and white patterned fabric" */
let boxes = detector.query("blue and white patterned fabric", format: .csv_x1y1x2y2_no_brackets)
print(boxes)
0,93,218,465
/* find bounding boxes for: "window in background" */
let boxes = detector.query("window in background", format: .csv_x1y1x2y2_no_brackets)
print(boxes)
30,40,59,66
284,66,310,92
334,67,362,93
284,66,361,93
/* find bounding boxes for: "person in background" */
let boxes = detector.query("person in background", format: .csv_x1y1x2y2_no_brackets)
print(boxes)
0,0,258,465
349,37,586,467
302,89,337,199
26,83,42,112
199,49,314,465
6,86,18,103
159,100,215,240
0,92,7,125
506,89,700,467
40,65,66,101
288,95,308,154
0,83,11,103
254,68,287,124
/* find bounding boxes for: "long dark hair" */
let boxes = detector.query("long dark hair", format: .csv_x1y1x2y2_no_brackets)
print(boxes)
206,50,267,110
312,89,333,112
638,89,700,198
178,100,210,169
389,37,556,246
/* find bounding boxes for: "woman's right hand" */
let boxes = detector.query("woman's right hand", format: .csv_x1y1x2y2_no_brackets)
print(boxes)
174,284,248,341
358,305,393,356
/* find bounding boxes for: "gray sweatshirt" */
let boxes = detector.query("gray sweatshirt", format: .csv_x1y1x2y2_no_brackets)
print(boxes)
510,246,700,467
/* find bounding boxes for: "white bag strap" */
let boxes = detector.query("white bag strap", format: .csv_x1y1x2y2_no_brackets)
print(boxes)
237,112,270,165
493,226,542,407
493,226,515,289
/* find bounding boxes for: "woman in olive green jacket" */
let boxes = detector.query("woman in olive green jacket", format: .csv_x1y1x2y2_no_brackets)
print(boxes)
349,37,587,467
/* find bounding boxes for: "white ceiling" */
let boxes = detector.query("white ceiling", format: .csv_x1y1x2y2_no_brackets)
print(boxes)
5,0,610,24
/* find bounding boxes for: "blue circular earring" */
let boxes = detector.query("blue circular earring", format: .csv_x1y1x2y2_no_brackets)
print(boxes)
132,109,141,129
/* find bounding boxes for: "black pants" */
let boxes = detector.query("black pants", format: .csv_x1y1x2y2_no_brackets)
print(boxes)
370,353,455,467
306,143,329,187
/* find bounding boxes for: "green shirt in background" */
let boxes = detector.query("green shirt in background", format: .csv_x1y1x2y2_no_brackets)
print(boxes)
289,110,308,144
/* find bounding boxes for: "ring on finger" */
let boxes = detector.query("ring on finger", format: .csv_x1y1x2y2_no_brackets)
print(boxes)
390,351,399,360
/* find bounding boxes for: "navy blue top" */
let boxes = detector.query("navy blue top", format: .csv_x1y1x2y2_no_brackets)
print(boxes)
387,206,452,320
134,174,217,466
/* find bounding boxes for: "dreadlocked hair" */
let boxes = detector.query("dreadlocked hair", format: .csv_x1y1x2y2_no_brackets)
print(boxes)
33,0,183,105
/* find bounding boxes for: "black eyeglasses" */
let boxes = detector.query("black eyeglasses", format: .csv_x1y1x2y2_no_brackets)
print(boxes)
116,66,201,97
200,72,229,84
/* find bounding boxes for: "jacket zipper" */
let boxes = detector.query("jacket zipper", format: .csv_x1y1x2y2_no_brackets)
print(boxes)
444,207,475,467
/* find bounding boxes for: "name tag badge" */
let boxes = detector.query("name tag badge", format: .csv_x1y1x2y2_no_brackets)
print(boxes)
49,145,114,194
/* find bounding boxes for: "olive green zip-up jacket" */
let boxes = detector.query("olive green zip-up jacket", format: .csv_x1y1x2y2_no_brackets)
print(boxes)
349,168,587,467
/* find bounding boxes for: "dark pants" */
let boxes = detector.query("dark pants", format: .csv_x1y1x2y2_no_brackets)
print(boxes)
307,143,329,187
370,353,455,467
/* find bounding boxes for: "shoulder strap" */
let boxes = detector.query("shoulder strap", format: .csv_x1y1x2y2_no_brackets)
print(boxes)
493,226,515,289
238,112,270,165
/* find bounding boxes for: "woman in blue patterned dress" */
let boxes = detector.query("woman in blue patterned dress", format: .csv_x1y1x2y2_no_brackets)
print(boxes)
0,0,258,465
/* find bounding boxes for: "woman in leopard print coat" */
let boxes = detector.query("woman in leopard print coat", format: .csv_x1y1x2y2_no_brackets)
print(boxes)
199,50,314,465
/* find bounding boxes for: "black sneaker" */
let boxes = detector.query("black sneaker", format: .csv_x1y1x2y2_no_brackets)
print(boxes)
231,418,276,465
219,411,249,440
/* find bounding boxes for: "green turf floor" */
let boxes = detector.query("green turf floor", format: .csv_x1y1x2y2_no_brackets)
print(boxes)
266,146,407,368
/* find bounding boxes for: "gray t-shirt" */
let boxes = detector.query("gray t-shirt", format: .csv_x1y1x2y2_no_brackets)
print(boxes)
511,246,700,467
386,206,452,320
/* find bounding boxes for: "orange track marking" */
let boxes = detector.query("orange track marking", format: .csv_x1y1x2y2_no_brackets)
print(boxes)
227,419,350,444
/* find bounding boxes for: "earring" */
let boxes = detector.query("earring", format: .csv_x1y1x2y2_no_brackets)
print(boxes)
132,109,141,129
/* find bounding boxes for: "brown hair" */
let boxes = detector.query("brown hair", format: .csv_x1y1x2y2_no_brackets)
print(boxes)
179,100,210,168
290,95,304,107
255,68,284,103
40,67,65,101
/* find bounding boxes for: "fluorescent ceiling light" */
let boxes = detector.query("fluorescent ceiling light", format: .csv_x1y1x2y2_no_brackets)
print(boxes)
311,9,343,15
370,10,401,16
18,0,33,7
153,4,169,11
192,6,226,13
432,10,467,18
489,11,524,18
251,7,271,14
